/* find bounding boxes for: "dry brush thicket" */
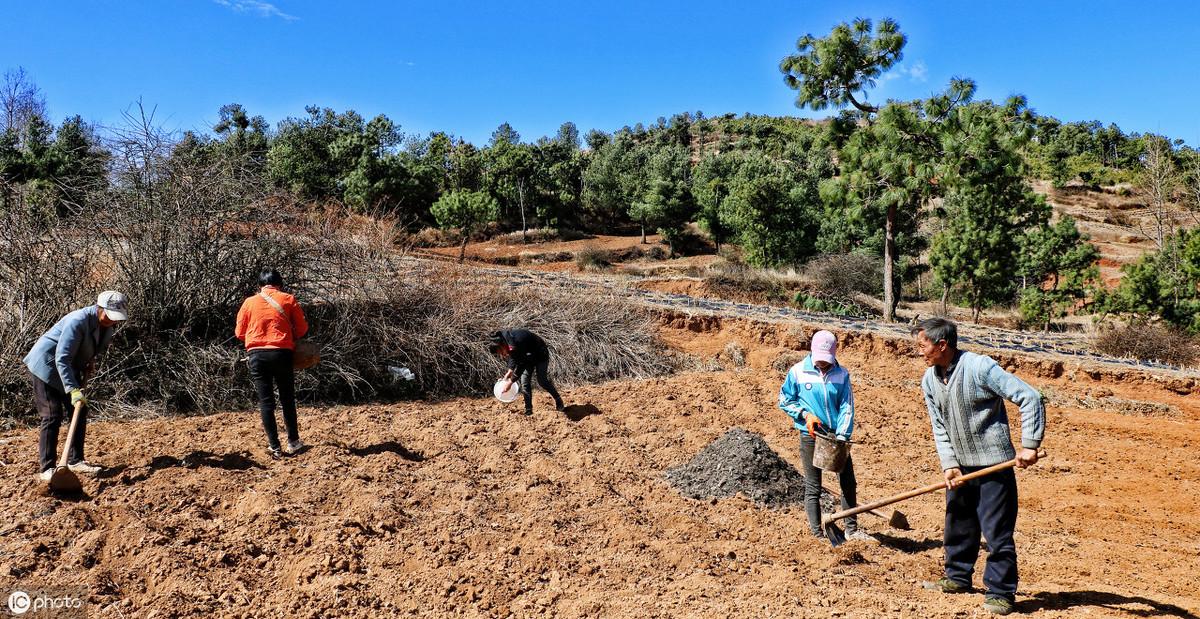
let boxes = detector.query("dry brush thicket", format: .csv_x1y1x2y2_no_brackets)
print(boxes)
1092,320,1199,368
802,253,884,300
495,227,590,245
0,119,668,425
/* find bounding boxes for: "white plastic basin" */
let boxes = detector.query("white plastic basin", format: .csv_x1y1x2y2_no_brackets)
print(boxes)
494,379,520,403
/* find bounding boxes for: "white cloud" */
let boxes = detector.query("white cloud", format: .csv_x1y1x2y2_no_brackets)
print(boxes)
879,60,928,85
906,61,928,83
214,0,298,21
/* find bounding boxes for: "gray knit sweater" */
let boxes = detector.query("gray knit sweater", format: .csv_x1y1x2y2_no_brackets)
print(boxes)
921,351,1045,469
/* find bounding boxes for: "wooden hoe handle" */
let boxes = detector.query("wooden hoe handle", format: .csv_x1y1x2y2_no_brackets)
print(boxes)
824,449,1047,524
56,402,85,469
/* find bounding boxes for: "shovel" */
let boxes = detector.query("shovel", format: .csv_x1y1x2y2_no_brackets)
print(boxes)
48,402,85,494
822,449,1046,547
822,483,910,530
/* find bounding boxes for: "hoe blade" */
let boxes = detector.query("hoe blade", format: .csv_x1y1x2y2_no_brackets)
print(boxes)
48,466,81,494
822,518,846,547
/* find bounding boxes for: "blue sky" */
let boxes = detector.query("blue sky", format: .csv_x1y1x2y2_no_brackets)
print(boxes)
4,1,1198,146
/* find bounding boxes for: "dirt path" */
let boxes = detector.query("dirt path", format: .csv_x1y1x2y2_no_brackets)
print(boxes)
1,315,1198,617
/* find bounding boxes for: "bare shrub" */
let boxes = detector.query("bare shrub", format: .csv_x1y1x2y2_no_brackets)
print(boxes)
804,253,883,300
575,245,611,271
786,324,811,343
1,108,673,423
663,350,725,373
326,266,671,398
1092,320,1198,368
412,227,457,248
617,263,652,278
772,351,806,372
722,342,746,368
495,227,590,245
24,109,320,417
642,244,669,261
0,212,97,419
519,250,573,265
702,259,807,301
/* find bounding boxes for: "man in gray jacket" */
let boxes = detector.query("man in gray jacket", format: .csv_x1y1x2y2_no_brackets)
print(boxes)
23,291,129,480
911,318,1044,616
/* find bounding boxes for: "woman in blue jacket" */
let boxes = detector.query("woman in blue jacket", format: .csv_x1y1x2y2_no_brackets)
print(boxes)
778,330,870,541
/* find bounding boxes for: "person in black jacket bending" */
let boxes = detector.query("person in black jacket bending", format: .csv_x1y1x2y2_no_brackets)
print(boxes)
490,330,565,416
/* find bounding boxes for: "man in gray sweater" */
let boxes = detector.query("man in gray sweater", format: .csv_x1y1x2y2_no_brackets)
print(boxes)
911,318,1044,616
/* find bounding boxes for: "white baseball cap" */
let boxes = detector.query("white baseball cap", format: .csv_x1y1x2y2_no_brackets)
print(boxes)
97,290,129,321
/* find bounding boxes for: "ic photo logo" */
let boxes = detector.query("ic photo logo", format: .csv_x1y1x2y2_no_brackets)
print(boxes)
6,591,29,615
6,588,86,617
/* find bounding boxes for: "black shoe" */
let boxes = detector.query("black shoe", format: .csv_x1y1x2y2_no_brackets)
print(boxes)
266,445,283,459
523,408,533,417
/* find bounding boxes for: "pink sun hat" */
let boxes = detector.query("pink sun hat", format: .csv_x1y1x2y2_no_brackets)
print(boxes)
811,330,838,364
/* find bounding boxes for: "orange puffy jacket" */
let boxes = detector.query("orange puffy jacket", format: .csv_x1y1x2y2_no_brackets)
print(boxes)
235,286,309,351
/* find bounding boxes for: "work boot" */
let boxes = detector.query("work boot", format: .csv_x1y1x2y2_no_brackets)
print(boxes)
38,469,54,483
67,460,101,475
921,577,972,594
983,596,1014,615
287,439,305,455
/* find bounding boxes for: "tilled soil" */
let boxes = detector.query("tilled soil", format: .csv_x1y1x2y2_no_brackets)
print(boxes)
1,320,1198,618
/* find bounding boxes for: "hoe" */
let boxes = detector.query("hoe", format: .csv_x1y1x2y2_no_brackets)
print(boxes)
822,483,910,530
822,450,1046,547
47,402,85,494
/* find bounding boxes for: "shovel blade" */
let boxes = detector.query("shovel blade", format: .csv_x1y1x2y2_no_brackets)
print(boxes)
888,510,911,530
48,467,81,494
822,518,846,547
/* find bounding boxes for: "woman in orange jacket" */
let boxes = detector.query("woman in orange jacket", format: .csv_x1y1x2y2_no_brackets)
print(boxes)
235,268,308,458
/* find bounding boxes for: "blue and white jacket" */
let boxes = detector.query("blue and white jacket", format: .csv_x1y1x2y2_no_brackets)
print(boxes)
778,355,855,441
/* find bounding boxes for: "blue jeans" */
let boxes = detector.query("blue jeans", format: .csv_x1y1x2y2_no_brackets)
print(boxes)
944,465,1019,601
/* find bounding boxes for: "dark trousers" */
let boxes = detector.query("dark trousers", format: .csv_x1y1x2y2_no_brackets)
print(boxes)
31,371,86,473
248,349,298,449
944,466,1019,601
799,434,857,535
518,360,562,413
